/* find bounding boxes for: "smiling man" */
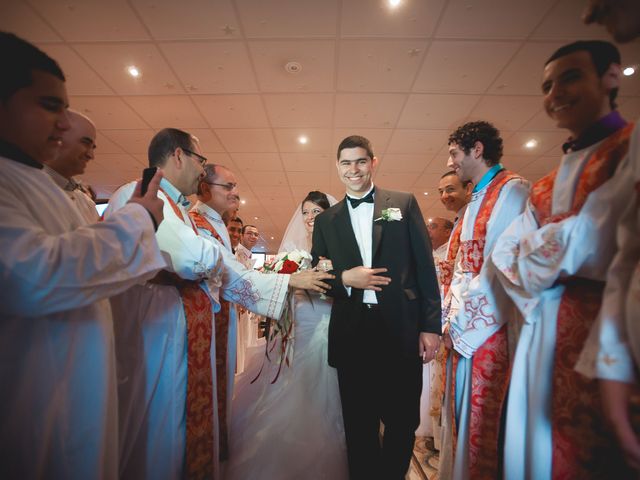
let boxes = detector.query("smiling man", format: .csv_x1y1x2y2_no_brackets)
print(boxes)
490,40,637,479
438,120,529,480
43,109,99,222
311,135,441,479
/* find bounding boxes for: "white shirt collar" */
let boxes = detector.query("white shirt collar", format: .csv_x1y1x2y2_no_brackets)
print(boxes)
160,178,190,207
346,183,375,200
195,201,224,223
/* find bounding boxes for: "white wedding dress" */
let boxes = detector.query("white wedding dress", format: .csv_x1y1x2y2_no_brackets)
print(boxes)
226,288,349,479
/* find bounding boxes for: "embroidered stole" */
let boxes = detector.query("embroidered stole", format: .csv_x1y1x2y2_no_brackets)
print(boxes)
157,190,215,479
529,123,634,479
189,210,232,461
446,170,522,479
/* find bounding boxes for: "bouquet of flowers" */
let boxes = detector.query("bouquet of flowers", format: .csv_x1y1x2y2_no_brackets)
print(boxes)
253,249,312,384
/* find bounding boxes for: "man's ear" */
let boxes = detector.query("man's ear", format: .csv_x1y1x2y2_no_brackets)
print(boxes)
172,147,184,170
473,141,484,159
602,63,622,92
197,180,211,201
371,156,379,171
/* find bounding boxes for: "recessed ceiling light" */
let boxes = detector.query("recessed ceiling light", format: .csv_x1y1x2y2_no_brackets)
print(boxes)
524,139,538,149
254,216,259,220
423,192,429,195
298,135,308,145
388,0,402,8
127,65,141,78
270,236,274,240
240,199,246,205
428,218,433,222
623,66,636,76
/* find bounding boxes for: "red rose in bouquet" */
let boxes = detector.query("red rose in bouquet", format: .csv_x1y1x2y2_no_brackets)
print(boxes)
278,259,299,274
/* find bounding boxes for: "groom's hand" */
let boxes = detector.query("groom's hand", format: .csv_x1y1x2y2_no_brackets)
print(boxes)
419,332,440,363
341,266,391,291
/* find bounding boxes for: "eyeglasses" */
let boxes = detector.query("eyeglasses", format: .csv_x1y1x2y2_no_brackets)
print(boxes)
204,181,238,191
183,148,208,166
244,232,259,237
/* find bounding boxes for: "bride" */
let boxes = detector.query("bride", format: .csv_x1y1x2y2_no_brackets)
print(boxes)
226,191,349,480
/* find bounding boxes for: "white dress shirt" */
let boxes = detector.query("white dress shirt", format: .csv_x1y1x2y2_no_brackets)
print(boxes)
346,185,377,304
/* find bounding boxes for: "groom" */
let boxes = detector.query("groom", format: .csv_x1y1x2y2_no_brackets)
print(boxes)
312,135,441,479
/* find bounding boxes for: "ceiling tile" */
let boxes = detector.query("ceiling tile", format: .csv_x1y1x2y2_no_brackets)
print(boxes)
130,0,239,40
413,40,520,93
375,172,420,189
281,153,334,172
273,129,333,152
124,96,208,129
2,1,62,42
251,185,295,200
398,94,480,129
195,95,269,128
38,45,113,95
95,132,125,154
341,0,446,38
332,129,394,155
414,171,448,189
530,0,611,41
102,130,157,155
73,43,183,95
488,41,564,95
502,130,567,157
334,94,406,128
215,129,278,152
29,0,150,42
69,97,149,129
249,40,335,92
337,40,429,92
377,154,434,174
263,94,334,128
236,0,338,38
436,0,556,39
520,108,557,131
189,129,227,153
386,129,448,155
230,153,283,172
242,170,289,187
161,41,258,94
619,97,640,121
286,171,331,186
618,43,640,96
520,156,560,174
468,95,542,131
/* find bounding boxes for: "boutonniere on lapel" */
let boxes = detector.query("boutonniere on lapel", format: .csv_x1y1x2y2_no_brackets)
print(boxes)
375,207,403,222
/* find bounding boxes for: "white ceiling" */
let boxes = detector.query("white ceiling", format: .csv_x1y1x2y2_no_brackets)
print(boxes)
4,0,639,252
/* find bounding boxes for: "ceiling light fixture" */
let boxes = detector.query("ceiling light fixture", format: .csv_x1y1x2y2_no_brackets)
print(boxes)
388,0,402,8
423,192,429,195
127,65,141,78
524,139,538,149
428,218,433,222
254,216,259,220
240,199,246,205
623,66,636,76
298,135,308,145
285,61,303,74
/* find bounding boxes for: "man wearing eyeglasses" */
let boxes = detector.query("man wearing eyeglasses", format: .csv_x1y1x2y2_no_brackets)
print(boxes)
104,128,233,479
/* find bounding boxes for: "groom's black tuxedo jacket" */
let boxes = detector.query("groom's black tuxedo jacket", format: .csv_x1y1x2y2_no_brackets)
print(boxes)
311,187,441,367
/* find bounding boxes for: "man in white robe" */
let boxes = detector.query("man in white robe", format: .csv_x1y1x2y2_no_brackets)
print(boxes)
43,109,99,224
0,32,166,480
189,164,332,465
439,121,529,480
574,0,640,472
491,40,635,479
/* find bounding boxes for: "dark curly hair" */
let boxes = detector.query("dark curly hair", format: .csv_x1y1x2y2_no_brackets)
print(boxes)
448,121,503,167
301,191,330,211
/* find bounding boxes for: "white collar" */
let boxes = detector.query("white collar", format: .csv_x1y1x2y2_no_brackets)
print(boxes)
195,201,224,223
346,183,375,200
160,178,190,207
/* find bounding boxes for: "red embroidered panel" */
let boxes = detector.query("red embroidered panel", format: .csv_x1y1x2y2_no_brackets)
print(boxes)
528,123,635,479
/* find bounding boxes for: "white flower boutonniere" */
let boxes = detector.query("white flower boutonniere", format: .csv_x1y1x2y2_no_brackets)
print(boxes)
375,207,403,222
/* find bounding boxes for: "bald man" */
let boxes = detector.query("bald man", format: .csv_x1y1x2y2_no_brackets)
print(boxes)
43,110,99,223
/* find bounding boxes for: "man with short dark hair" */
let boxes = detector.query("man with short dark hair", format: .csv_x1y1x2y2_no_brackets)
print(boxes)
0,31,166,479
105,128,223,479
43,109,99,223
312,134,441,479
439,121,529,480
576,0,640,472
241,225,259,251
491,40,635,479
227,216,243,252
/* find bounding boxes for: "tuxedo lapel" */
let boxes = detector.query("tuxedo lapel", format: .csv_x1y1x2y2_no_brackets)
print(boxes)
372,188,389,258
334,199,363,265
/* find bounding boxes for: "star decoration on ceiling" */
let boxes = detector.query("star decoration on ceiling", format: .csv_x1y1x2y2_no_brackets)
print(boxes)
222,24,235,35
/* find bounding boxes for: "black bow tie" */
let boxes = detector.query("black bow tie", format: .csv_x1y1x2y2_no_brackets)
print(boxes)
347,189,375,208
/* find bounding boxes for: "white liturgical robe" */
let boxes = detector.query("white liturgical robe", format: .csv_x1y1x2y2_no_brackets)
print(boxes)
439,172,529,480
105,179,222,480
492,134,635,480
577,123,640,383
0,154,166,480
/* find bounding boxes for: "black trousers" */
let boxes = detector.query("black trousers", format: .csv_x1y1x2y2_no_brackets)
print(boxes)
336,305,422,480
